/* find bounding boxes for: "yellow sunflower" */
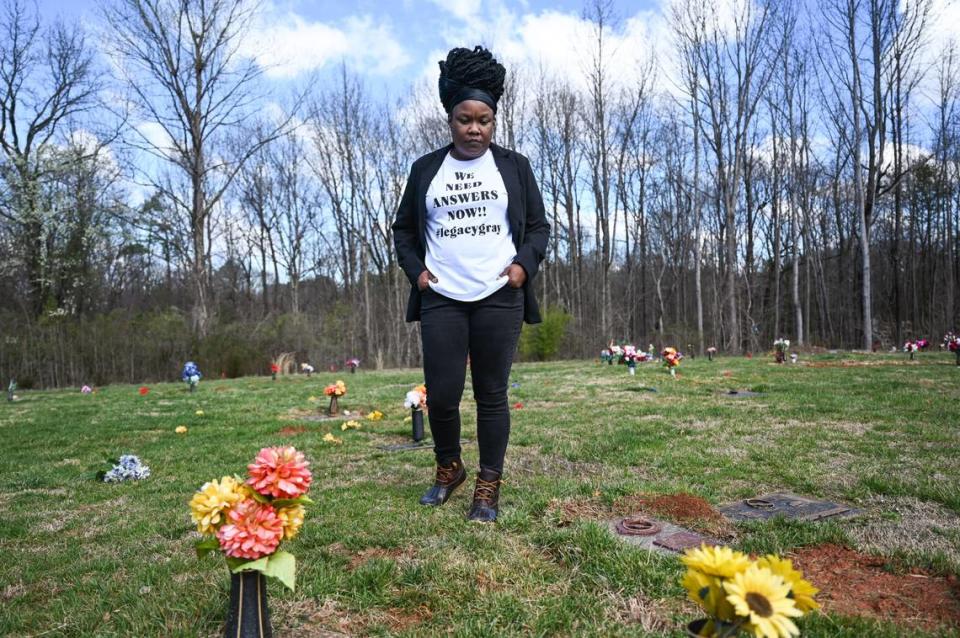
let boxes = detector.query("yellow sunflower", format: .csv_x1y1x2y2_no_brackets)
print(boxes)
681,544,752,578
723,565,803,638
757,555,820,612
682,569,737,621
189,475,247,535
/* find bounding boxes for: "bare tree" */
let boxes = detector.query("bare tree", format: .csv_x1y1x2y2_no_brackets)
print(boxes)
103,0,299,335
0,0,101,315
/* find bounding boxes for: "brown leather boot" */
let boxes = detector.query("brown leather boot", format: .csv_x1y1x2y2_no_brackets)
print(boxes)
419,458,466,506
467,468,501,522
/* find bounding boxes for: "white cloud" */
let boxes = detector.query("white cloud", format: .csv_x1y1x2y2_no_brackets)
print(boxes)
409,5,668,96
240,10,410,79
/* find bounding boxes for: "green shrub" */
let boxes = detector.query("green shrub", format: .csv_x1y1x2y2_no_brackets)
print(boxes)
520,306,572,361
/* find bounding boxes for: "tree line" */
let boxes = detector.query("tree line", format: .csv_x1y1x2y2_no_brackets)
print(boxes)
1,0,957,388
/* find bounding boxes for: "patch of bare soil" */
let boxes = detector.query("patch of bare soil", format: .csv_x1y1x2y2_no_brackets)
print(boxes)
544,496,608,527
614,492,733,538
277,425,308,436
793,544,960,632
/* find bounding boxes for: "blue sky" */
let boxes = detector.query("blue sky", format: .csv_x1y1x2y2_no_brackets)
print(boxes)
38,0,666,98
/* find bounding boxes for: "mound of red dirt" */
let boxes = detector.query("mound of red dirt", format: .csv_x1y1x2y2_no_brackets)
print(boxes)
615,492,731,537
793,544,960,631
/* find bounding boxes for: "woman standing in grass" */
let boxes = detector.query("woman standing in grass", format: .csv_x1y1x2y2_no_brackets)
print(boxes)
392,46,549,522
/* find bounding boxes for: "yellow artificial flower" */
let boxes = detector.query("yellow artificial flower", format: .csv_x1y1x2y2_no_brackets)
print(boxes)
307,395,318,402
341,420,361,431
189,475,246,535
723,565,803,638
277,504,305,540
682,569,737,621
323,432,343,445
195,410,204,416
175,425,188,434
403,415,412,423
366,410,384,421
757,555,820,612
682,544,752,578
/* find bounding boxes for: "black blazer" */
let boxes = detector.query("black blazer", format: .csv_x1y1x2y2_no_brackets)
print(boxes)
392,143,550,324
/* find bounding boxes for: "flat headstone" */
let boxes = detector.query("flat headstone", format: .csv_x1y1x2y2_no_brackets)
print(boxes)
376,441,432,452
375,438,472,452
654,531,710,552
722,389,763,398
607,517,716,555
718,492,859,522
297,414,342,422
623,386,658,393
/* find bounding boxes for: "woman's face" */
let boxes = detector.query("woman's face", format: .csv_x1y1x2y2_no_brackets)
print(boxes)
448,100,495,159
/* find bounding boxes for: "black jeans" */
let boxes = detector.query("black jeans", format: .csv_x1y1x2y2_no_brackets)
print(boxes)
420,284,524,474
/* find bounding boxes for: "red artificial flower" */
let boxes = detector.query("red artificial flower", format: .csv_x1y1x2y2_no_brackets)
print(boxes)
513,402,523,409
270,363,280,373
138,386,149,396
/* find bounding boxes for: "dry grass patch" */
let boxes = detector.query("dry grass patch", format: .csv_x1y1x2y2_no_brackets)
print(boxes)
848,496,960,569
606,590,675,633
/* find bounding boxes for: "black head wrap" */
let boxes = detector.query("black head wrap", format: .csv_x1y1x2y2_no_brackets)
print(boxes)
438,46,506,114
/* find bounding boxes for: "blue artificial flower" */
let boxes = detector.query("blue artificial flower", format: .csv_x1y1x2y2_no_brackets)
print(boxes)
181,361,202,382
103,454,150,482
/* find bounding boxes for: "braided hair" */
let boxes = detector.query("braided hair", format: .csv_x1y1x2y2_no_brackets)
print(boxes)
438,46,506,114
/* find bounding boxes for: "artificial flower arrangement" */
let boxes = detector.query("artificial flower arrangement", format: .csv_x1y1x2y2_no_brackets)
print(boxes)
681,544,819,638
346,357,360,373
270,362,280,380
600,348,613,365
622,345,646,375
404,384,428,442
366,410,383,421
300,363,314,377
81,384,93,394
773,339,789,364
707,346,718,362
182,361,202,392
945,332,960,366
662,347,683,377
916,338,929,350
904,340,919,359
190,446,312,592
323,380,347,415
610,344,624,364
100,454,151,482
341,420,361,431
7,379,16,402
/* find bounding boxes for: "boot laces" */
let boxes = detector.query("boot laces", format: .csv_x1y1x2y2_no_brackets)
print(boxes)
473,477,500,504
436,462,460,484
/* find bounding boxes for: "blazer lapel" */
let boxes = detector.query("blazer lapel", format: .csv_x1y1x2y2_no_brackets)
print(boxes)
491,144,523,245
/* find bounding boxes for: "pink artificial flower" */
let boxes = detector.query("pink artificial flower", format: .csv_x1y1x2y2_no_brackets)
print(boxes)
216,499,284,560
247,446,312,499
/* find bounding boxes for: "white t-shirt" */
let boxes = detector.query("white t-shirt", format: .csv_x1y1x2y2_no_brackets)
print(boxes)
424,149,515,301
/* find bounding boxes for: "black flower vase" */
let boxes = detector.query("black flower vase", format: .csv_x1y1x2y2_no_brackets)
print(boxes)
686,618,710,638
412,409,424,442
955,350,959,366
224,571,272,638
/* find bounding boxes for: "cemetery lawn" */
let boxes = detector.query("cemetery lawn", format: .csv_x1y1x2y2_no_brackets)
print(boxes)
2,353,959,637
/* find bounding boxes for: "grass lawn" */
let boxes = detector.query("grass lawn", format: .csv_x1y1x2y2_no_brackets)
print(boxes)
2,353,959,637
